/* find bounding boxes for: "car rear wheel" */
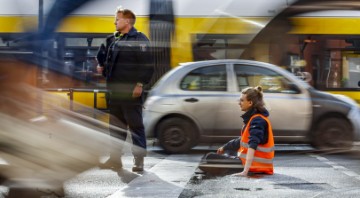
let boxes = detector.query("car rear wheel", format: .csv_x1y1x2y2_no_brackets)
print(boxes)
157,118,196,154
311,118,354,150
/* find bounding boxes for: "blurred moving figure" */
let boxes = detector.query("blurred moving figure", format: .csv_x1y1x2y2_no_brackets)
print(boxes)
0,1,132,197
97,7,154,172
10,0,96,80
0,82,124,197
148,0,175,87
12,0,94,53
38,0,93,40
199,86,275,176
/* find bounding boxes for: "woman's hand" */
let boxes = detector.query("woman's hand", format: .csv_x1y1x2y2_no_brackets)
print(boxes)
232,171,248,177
217,147,224,154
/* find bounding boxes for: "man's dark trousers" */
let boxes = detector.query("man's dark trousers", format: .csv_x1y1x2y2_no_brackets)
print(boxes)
108,102,146,157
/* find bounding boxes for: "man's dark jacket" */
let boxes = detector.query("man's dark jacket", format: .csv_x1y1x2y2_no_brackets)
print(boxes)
99,27,154,104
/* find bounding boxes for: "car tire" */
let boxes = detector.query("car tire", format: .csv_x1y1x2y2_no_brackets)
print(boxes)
311,118,354,150
157,117,196,154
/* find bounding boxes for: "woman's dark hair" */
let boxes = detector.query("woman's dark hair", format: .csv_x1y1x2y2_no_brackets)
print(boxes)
241,86,266,112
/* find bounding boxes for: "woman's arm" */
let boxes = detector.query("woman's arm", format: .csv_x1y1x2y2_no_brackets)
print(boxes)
222,138,241,151
234,148,255,176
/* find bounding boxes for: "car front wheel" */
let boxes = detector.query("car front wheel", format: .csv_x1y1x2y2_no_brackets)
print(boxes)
311,117,354,150
157,117,196,154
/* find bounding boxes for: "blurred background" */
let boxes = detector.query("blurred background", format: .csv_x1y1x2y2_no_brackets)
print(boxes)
1,0,359,105
1,0,360,197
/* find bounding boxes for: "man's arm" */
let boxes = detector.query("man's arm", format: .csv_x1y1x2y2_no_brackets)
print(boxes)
96,35,115,77
132,34,154,98
96,43,106,67
135,34,154,85
96,43,107,76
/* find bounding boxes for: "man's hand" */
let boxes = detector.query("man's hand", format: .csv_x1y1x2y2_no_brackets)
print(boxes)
132,84,143,98
97,65,104,74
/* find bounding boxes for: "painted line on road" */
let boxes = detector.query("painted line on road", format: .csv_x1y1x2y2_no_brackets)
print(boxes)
108,154,203,198
310,154,360,181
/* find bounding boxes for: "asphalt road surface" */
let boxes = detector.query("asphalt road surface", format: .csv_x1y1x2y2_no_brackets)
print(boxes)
1,143,360,198
181,143,360,198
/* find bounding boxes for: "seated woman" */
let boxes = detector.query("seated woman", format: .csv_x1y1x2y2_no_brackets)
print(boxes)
199,86,275,176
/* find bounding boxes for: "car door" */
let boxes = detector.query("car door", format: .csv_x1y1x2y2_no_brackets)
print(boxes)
178,64,230,138
230,64,312,140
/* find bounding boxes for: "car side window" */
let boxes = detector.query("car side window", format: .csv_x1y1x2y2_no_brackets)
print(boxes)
180,65,227,91
234,64,299,94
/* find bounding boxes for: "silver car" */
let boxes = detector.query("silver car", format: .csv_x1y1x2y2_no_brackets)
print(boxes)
143,59,360,153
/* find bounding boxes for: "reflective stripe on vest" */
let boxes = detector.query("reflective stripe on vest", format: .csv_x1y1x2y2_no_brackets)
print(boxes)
240,142,275,153
238,153,273,164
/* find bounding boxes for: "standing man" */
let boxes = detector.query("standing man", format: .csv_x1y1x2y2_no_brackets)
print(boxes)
97,7,154,172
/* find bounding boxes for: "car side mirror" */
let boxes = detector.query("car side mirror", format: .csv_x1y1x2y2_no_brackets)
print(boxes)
358,81,360,87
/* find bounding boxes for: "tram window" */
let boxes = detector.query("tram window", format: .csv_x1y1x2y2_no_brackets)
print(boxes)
64,37,102,47
65,38,88,47
344,56,360,88
227,49,245,59
0,35,24,48
53,34,109,88
92,38,104,47
272,35,360,90
192,34,252,61
0,38,7,47
317,47,360,89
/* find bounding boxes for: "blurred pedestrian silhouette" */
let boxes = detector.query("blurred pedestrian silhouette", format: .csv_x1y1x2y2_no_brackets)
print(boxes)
12,0,93,53
39,0,93,39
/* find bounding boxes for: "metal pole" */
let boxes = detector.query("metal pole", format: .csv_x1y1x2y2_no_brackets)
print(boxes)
38,0,44,31
37,0,44,116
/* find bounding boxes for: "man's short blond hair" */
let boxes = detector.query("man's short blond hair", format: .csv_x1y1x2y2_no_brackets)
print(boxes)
116,7,136,26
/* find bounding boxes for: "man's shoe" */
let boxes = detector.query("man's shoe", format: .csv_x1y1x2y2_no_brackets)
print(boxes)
132,157,144,172
99,157,123,170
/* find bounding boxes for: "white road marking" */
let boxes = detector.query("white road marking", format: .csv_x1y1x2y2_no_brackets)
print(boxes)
311,154,360,181
108,154,203,198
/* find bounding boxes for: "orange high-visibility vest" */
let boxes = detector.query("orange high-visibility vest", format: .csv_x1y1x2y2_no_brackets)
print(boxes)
238,114,275,174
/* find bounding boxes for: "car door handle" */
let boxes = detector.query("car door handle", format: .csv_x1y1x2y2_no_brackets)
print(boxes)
184,98,199,103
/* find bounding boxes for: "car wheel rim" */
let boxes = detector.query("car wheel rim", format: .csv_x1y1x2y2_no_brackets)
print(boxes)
323,127,351,148
163,127,187,146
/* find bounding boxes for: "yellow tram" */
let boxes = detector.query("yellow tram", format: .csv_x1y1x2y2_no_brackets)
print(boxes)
0,0,359,115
